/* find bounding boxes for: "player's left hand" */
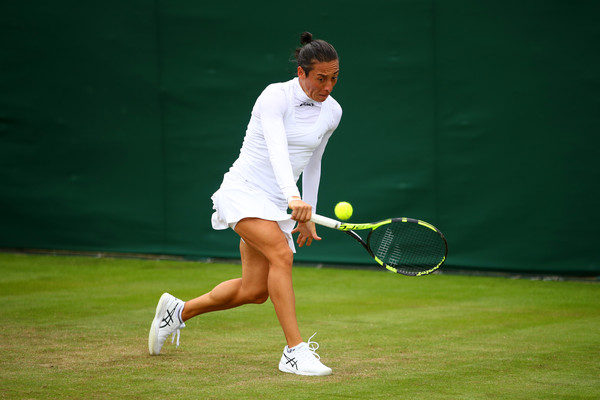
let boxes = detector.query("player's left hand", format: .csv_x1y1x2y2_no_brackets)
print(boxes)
292,221,321,248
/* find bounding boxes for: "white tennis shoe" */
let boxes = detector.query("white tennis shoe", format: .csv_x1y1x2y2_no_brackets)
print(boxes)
148,293,186,355
278,333,332,376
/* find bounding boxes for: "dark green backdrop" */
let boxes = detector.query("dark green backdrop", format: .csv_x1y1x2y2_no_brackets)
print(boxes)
1,1,599,274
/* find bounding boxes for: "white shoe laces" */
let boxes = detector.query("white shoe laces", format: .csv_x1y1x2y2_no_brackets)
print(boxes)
169,322,186,347
306,332,321,360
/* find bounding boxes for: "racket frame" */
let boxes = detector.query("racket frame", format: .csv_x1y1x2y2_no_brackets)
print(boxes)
310,213,447,276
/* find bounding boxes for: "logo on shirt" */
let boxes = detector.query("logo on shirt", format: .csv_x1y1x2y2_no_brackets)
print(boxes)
299,102,314,107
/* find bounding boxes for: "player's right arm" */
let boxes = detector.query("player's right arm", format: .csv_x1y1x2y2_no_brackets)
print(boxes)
257,85,302,204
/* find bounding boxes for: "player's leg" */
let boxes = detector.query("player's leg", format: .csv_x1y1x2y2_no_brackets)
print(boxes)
150,222,272,356
234,218,331,376
181,238,270,319
233,218,302,348
179,217,302,346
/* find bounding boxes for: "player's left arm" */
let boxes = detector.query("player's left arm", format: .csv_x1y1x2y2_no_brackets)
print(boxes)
302,101,342,211
301,131,332,211
296,129,334,246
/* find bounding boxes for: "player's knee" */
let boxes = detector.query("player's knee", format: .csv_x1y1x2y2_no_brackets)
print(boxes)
252,291,269,304
270,245,294,267
244,289,269,304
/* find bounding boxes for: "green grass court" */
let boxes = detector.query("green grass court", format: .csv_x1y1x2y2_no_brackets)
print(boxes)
1,252,598,399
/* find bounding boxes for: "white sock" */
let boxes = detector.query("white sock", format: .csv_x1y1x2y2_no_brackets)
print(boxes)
177,303,185,324
289,342,305,351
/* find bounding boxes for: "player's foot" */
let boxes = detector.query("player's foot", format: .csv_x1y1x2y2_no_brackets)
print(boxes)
278,333,332,376
148,293,186,355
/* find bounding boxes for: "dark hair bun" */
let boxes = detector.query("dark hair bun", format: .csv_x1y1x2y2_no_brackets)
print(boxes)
300,32,313,46
294,32,338,74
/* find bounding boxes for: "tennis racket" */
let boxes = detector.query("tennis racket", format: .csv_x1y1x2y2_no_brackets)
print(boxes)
310,214,448,276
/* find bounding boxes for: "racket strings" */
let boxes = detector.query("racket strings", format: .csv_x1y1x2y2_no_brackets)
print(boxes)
378,229,403,266
368,221,446,275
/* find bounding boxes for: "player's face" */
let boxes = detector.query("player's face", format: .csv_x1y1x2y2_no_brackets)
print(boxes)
297,59,339,102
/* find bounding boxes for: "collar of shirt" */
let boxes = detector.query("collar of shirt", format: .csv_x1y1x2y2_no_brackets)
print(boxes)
293,77,322,108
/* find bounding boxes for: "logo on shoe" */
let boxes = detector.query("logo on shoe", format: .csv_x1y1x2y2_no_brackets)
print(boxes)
283,353,298,370
160,305,176,328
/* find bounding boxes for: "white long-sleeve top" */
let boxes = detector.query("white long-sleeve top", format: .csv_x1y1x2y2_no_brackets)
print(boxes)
223,77,342,212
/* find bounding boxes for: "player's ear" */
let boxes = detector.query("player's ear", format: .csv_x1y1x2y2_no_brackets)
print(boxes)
297,66,306,79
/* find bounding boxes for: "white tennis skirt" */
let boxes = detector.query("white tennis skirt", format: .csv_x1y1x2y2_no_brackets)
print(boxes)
211,180,297,252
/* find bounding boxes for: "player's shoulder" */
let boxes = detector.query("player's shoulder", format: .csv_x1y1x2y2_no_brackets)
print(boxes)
254,79,293,114
326,96,343,120
261,79,294,97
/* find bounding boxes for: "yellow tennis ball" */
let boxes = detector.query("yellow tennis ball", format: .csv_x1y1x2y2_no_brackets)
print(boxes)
334,201,353,220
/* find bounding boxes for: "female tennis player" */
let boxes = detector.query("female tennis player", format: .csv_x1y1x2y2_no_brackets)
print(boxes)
149,32,342,376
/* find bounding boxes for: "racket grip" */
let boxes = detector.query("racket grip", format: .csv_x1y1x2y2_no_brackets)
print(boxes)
311,213,341,229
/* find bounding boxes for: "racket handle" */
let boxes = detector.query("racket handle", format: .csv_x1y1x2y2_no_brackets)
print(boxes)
311,213,341,229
